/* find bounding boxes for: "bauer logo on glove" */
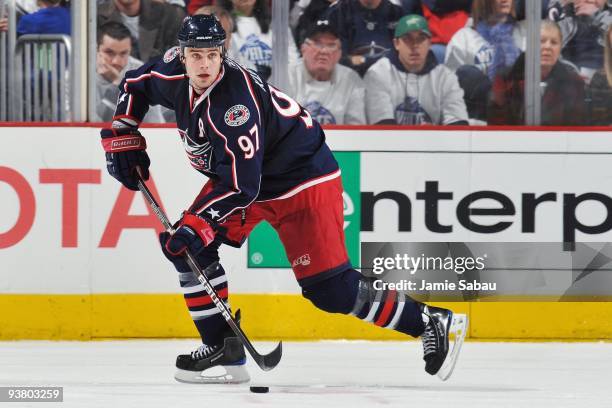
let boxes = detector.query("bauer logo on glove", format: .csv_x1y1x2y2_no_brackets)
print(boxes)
100,127,150,191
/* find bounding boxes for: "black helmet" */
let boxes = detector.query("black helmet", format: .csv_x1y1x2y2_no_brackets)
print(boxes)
178,14,226,50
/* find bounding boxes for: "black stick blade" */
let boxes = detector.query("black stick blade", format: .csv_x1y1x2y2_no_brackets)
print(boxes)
252,341,282,371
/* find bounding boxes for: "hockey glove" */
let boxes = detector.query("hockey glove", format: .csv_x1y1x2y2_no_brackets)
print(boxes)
163,212,216,258
100,127,150,191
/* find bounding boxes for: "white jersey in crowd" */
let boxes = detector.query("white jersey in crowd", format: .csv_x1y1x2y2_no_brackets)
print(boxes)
231,15,299,73
444,20,527,74
364,53,468,125
288,62,366,125
226,42,256,71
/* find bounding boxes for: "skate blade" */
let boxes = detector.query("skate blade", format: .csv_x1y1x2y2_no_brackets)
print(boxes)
437,313,468,381
174,364,251,384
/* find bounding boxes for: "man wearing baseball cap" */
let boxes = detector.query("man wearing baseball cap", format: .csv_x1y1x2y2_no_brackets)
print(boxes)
364,14,468,125
288,19,366,125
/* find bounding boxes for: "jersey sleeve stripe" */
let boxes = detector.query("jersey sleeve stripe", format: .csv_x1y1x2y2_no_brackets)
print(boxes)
191,190,236,215
256,169,341,202
126,94,134,117
111,114,141,127
216,174,261,222
125,71,186,84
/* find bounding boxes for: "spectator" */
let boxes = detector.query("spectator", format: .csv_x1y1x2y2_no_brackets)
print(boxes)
364,14,468,125
587,24,612,125
420,0,471,63
293,0,335,47
445,0,526,80
218,0,299,81
98,0,186,62
548,0,612,82
193,5,254,69
16,0,70,35
289,19,367,124
94,21,166,122
488,21,586,125
455,63,492,122
325,0,405,76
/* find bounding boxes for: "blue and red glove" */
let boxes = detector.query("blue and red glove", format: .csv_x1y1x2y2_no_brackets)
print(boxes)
100,127,150,191
161,212,216,261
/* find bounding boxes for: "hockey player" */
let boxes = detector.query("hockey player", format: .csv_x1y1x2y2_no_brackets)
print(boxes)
100,15,467,384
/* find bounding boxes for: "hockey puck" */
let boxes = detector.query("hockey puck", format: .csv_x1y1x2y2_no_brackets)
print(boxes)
249,386,269,393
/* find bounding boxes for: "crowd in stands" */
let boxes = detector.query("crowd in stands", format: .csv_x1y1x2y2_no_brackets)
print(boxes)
2,0,611,125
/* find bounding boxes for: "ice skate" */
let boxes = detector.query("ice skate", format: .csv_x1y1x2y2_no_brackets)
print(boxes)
174,312,249,384
174,336,249,384
420,304,468,381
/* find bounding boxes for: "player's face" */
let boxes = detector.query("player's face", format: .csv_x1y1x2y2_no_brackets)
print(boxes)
301,33,341,80
183,47,223,93
97,35,131,72
540,26,562,74
393,31,431,73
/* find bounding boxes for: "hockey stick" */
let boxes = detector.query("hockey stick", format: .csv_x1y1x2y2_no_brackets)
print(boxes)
135,174,282,371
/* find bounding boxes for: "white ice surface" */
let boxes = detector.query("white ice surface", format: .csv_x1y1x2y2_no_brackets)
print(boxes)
0,340,611,408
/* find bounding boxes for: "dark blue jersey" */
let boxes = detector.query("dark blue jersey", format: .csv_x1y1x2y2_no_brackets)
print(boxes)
112,47,339,224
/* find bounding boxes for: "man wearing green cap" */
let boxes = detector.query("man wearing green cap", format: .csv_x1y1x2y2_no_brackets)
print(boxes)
364,14,468,125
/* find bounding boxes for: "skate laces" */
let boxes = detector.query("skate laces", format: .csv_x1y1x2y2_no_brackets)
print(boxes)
422,326,437,356
422,312,437,356
191,344,219,360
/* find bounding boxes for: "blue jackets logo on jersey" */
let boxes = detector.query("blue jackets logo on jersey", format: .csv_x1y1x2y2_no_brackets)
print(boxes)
224,105,251,127
163,46,181,63
178,128,213,172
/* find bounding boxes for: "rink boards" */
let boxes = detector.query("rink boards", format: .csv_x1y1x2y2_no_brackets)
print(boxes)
1,125,612,340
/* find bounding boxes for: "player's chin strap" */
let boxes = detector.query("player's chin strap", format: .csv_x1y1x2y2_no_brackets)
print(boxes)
134,171,282,372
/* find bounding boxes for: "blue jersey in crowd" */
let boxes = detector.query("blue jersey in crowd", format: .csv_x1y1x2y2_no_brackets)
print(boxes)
113,47,339,224
17,6,71,36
